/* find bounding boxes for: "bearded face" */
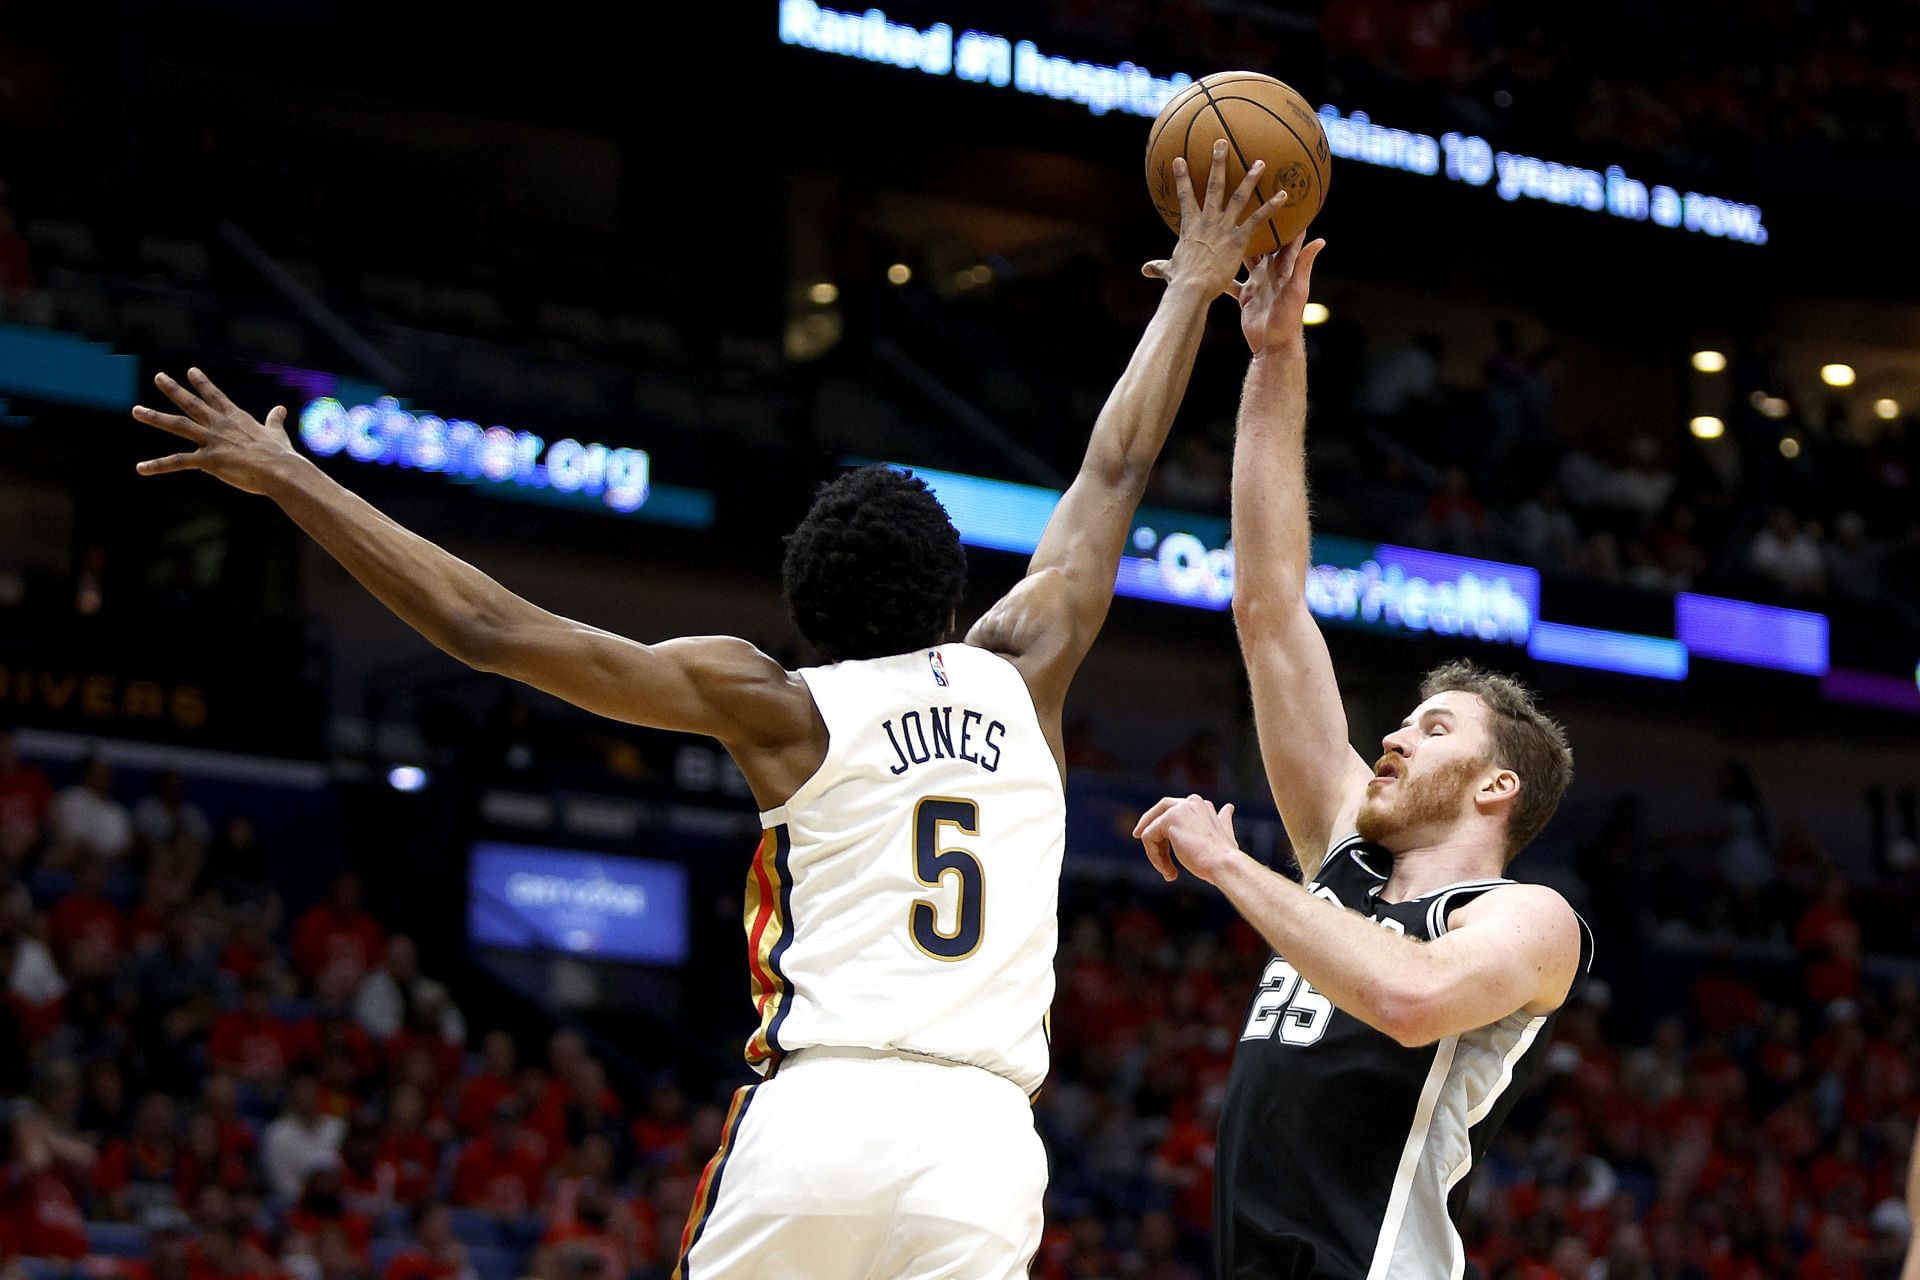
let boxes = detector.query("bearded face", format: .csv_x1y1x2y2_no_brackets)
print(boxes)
1355,754,1488,851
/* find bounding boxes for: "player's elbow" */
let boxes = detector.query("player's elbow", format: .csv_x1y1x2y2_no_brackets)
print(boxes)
444,610,516,674
1371,975,1450,1048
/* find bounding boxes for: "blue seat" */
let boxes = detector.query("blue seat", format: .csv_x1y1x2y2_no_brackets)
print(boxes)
19,1259,71,1280
83,1221,148,1258
369,1240,409,1278
448,1208,505,1249
466,1244,523,1280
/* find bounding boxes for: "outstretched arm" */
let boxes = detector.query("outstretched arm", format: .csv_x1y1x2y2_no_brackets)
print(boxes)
970,141,1289,738
1137,796,1582,1045
1228,238,1372,879
130,371,813,759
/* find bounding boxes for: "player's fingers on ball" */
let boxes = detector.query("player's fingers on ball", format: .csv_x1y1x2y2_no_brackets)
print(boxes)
1228,160,1266,213
132,406,204,441
1250,190,1290,228
136,452,200,477
1171,156,1197,215
1205,139,1229,205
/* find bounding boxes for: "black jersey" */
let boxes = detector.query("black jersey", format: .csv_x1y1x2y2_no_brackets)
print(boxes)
1213,835,1593,1280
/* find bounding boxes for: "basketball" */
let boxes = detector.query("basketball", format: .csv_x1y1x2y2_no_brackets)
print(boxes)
1146,72,1332,257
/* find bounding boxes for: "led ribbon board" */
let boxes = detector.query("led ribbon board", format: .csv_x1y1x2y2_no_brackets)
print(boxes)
298,396,714,527
779,3,1767,244
903,464,1856,687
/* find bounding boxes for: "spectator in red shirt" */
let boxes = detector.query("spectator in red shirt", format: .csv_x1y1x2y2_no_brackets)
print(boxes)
375,1084,441,1209
1796,876,1864,1004
1149,1096,1218,1235
451,1102,546,1216
285,1162,373,1259
186,1216,282,1280
536,1181,635,1280
50,856,126,966
95,1092,181,1217
457,1032,518,1137
0,728,52,867
2,1106,92,1261
629,1081,688,1168
209,980,296,1084
292,872,385,990
382,1202,476,1280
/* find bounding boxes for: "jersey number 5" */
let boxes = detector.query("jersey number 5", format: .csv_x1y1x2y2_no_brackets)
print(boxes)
1242,958,1333,1045
911,797,984,961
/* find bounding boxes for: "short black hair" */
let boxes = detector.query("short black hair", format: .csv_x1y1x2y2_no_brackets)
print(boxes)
782,466,967,663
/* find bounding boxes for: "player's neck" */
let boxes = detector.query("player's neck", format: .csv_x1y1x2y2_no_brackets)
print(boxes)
1380,831,1508,902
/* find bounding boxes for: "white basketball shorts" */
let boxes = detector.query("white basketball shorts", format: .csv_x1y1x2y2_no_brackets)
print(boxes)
672,1046,1048,1280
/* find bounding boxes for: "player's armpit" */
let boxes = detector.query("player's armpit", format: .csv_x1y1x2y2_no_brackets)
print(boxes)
1376,884,1583,1048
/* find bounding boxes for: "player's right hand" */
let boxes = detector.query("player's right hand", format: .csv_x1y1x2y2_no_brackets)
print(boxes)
1141,138,1291,298
132,368,301,495
1236,233,1326,357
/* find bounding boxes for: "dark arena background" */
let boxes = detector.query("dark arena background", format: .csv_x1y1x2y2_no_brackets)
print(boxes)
2,1,1920,1277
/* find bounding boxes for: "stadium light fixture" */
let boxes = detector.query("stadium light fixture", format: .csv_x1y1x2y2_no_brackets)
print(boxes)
807,282,839,305
1820,363,1856,387
1689,416,1725,440
887,263,913,285
1302,302,1330,326
1874,397,1901,420
1779,436,1801,459
1690,350,1727,373
387,765,430,793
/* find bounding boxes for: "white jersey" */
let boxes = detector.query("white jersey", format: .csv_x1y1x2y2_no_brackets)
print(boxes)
739,643,1065,1097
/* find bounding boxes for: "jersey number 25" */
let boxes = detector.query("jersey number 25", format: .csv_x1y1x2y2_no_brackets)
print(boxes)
910,797,984,961
1242,957,1333,1046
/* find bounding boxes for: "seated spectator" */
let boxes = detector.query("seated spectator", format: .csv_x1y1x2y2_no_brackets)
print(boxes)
1,1105,91,1261
1750,508,1826,598
1510,482,1582,573
535,1180,636,1280
94,1092,182,1220
1423,464,1489,554
375,1084,441,1208
450,1101,546,1216
261,1075,346,1201
49,855,126,966
210,979,298,1084
292,873,385,990
47,754,133,867
629,1082,688,1169
1796,876,1864,1005
285,1161,372,1258
353,935,465,1047
134,770,212,854
0,728,53,866
1823,511,1882,602
186,1213,282,1280
1062,716,1121,774
3,883,67,1043
205,815,271,906
381,1202,476,1280
457,1033,518,1137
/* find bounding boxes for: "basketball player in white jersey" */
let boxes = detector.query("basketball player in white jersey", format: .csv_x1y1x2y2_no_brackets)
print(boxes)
130,142,1289,1278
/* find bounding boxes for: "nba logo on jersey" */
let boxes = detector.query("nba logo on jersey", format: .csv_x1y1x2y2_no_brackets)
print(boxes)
928,650,949,687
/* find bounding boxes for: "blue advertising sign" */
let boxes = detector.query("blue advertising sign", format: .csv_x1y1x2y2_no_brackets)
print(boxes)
468,843,689,965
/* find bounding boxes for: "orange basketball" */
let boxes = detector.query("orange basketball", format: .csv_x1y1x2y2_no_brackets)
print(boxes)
1145,72,1332,258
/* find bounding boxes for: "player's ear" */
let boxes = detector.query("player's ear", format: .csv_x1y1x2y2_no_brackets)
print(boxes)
1476,768,1520,817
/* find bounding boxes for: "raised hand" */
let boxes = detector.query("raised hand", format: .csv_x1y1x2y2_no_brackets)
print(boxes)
1236,233,1326,357
1141,138,1292,298
131,369,300,495
1132,792,1245,886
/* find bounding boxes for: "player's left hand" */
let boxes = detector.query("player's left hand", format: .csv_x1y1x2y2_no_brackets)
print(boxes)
1141,138,1291,298
1134,793,1245,886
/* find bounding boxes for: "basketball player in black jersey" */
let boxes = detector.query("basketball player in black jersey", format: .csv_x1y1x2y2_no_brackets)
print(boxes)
1135,236,1593,1280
